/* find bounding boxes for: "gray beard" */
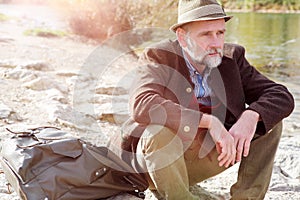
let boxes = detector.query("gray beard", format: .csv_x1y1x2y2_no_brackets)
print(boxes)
184,37,223,69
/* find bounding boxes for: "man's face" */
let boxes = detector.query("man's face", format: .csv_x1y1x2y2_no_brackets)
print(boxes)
181,19,226,70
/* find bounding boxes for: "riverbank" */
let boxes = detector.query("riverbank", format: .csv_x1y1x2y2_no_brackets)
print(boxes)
0,3,299,200
226,8,300,13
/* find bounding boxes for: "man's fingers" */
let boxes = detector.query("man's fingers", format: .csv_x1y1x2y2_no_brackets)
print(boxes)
218,153,228,167
243,139,251,157
216,141,222,154
217,142,236,168
236,139,244,162
217,142,226,162
231,143,236,165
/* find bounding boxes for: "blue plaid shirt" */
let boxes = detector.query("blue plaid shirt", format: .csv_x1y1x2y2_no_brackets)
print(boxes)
182,51,213,106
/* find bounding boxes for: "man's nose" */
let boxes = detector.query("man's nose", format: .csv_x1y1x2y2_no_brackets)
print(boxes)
210,34,223,48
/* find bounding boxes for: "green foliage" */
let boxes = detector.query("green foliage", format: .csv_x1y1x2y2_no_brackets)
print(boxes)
62,0,299,41
64,0,178,41
124,0,178,28
0,13,9,21
221,0,300,10
65,0,133,41
23,28,66,37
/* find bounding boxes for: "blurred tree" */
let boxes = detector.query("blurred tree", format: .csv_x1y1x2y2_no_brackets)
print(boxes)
63,0,299,41
67,0,132,41
66,0,178,41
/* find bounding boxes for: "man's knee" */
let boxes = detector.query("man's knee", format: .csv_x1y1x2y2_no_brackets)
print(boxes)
137,125,185,171
253,121,283,141
269,121,283,138
140,125,183,152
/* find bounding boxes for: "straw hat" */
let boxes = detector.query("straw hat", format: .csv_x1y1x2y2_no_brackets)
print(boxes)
170,0,232,32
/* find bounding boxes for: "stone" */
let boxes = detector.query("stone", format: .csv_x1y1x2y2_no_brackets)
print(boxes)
95,102,129,124
45,88,68,104
44,103,100,132
95,85,128,96
55,70,78,77
3,67,38,80
106,193,142,200
19,60,52,71
0,37,14,43
275,136,300,179
22,76,68,94
0,60,17,69
0,102,12,119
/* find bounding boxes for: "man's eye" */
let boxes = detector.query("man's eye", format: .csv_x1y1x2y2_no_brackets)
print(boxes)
200,32,210,37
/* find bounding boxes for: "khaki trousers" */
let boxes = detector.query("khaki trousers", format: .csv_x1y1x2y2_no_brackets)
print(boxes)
136,122,282,200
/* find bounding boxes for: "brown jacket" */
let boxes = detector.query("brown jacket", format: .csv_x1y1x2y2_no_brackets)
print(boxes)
109,39,294,167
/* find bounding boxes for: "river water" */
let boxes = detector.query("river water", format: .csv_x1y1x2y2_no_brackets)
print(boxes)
224,12,300,130
226,12,300,84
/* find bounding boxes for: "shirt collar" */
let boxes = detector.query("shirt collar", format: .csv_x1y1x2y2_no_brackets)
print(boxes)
182,49,211,77
182,49,198,75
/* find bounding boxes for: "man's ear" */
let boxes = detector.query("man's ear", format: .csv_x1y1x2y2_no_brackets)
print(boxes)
176,28,187,48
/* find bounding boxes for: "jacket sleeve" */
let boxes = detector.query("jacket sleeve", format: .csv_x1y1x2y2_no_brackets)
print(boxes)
129,45,202,139
236,45,294,132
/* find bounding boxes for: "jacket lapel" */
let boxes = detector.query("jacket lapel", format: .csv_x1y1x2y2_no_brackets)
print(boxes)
210,58,245,119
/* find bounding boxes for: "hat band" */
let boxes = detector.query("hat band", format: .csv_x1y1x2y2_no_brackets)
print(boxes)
178,4,225,23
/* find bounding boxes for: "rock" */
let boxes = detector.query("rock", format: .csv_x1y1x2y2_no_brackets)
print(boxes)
45,88,68,104
89,94,113,104
99,113,129,124
0,37,14,43
189,185,225,200
44,103,100,132
19,60,52,71
96,102,129,124
278,154,300,179
0,60,17,69
270,165,300,192
292,122,300,130
106,193,142,200
3,67,39,80
19,72,39,83
22,76,68,94
269,136,300,193
95,85,127,96
0,102,22,123
90,94,129,104
0,78,8,85
275,136,300,179
67,73,96,91
55,70,78,77
0,102,12,119
0,60,51,71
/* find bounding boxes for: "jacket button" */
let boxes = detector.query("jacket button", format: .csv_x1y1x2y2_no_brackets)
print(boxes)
184,126,190,132
186,87,192,93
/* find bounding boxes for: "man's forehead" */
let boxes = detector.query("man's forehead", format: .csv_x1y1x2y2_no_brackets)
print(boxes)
185,19,226,32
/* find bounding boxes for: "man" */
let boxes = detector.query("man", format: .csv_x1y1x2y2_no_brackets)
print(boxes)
109,0,294,199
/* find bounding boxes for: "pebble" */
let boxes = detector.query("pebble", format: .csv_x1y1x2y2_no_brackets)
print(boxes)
18,60,52,71
3,67,36,80
95,85,128,96
45,88,68,104
22,76,68,93
0,102,12,119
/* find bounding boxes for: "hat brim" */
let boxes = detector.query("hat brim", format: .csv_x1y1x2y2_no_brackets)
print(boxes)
170,15,233,32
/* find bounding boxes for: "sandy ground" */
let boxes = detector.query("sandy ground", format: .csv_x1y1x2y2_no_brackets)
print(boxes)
0,4,299,200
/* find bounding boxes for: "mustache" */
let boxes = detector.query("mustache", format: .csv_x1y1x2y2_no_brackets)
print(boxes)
206,48,223,56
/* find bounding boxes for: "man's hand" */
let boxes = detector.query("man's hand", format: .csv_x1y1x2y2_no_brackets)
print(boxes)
199,114,236,168
229,110,260,162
